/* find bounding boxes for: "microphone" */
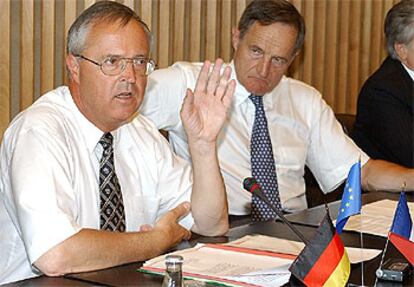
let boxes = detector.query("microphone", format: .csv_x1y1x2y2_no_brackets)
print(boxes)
244,177,309,244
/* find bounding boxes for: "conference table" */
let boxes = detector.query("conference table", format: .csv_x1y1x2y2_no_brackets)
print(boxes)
4,191,413,287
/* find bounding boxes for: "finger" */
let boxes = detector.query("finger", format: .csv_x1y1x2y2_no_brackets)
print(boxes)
169,201,191,221
214,65,232,100
194,61,211,94
183,229,192,241
180,88,194,117
206,58,224,95
222,79,236,109
139,224,153,232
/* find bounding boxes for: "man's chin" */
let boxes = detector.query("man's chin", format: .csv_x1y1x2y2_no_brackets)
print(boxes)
247,87,272,96
244,80,274,95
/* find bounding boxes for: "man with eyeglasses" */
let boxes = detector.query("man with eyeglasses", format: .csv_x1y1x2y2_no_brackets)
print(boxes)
0,1,234,284
141,0,414,220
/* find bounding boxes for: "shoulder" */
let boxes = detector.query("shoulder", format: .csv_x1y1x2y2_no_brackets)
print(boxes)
1,87,76,159
276,76,324,108
5,87,73,138
363,57,410,94
272,77,333,126
279,76,321,98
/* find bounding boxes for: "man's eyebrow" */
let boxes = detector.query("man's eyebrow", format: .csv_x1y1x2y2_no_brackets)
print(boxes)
101,53,121,58
101,53,148,58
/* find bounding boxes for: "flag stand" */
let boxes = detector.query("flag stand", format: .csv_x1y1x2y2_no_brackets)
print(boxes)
374,236,390,286
374,182,408,286
359,215,366,287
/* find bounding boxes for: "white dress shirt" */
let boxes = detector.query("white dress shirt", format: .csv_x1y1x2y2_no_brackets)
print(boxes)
141,61,369,215
0,86,194,284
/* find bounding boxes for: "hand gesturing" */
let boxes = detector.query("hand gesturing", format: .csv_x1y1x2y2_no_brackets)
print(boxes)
180,59,236,147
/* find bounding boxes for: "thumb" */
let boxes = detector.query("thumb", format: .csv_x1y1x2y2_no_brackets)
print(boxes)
139,224,153,232
180,89,194,117
170,201,191,221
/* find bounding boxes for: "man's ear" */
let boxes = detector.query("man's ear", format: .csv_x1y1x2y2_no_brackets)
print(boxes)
394,42,407,61
66,54,80,83
232,27,241,51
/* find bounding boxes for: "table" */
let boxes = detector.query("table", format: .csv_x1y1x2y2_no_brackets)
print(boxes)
1,276,92,287
286,191,412,227
4,191,412,286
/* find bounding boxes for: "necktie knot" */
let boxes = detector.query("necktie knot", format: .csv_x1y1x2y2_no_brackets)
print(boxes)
249,94,264,108
99,133,114,158
99,132,114,150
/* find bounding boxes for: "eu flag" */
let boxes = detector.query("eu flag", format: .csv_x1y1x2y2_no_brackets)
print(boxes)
336,161,362,234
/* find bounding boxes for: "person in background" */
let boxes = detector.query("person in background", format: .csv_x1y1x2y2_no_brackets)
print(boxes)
0,1,235,284
353,0,414,168
141,0,414,220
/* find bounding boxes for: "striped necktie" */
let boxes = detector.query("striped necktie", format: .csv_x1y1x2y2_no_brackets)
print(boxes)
249,94,282,221
99,132,126,231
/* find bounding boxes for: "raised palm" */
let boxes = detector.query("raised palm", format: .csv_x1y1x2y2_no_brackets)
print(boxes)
180,59,236,145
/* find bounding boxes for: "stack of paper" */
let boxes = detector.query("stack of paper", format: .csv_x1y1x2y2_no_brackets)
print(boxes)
140,235,381,286
140,243,294,287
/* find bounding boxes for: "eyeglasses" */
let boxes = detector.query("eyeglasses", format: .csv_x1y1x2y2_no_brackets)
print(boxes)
74,54,156,76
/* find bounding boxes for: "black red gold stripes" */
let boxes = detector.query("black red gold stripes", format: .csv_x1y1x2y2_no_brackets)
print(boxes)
290,211,350,287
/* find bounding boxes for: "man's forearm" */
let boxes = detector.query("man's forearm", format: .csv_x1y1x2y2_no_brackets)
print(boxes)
188,140,229,236
361,159,414,192
34,228,173,276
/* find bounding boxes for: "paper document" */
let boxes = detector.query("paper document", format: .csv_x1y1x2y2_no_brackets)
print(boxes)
141,243,295,287
334,199,414,237
227,234,381,263
222,265,291,287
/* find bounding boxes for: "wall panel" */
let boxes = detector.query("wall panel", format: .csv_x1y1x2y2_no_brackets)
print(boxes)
40,0,55,95
0,0,400,140
21,0,34,110
0,0,11,138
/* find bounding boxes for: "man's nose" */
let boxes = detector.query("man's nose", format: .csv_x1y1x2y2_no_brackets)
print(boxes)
121,60,137,83
256,57,271,78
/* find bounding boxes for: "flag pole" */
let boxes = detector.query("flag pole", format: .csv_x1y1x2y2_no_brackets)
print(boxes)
374,182,407,286
357,157,365,287
359,212,365,286
374,235,390,286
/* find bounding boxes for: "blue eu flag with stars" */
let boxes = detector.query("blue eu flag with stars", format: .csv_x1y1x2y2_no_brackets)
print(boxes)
336,161,362,234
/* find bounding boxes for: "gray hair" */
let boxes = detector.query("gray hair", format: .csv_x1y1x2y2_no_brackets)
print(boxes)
384,0,414,59
66,1,152,56
237,0,305,55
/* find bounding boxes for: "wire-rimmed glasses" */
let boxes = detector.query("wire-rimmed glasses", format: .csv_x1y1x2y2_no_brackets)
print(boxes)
74,54,156,76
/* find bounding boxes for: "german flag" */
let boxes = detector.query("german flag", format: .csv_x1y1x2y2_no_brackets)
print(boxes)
290,210,350,287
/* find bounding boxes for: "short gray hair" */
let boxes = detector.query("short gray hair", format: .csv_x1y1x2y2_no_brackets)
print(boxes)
237,0,305,55
384,0,414,59
66,1,152,56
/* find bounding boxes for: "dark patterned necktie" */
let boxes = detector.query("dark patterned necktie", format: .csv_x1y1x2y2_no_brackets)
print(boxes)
249,95,282,221
99,132,126,232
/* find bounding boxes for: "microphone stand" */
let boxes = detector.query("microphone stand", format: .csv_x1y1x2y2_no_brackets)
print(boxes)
244,177,309,245
253,188,309,245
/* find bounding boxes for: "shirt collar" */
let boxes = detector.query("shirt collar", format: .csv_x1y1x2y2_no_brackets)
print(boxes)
401,62,414,81
64,88,119,153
